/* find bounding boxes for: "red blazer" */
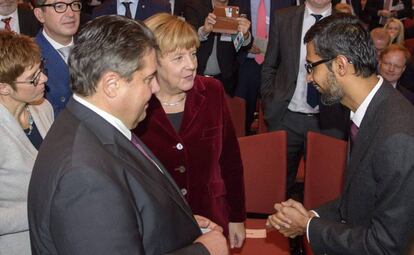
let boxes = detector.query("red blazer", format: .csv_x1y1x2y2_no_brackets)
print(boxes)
134,75,246,233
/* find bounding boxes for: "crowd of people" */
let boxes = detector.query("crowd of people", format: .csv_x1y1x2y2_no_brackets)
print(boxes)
1,0,414,255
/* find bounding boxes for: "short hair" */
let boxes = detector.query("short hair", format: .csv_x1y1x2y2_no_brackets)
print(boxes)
334,3,352,14
304,13,377,78
380,44,411,64
0,31,41,90
144,13,199,56
384,18,405,44
69,15,158,97
34,0,48,7
370,27,392,45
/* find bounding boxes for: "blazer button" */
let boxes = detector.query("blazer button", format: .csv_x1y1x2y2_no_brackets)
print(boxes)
60,96,66,103
176,143,183,150
181,188,187,196
174,166,186,173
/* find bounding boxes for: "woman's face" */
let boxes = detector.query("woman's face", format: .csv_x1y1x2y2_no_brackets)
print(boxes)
10,62,48,104
387,21,400,39
156,47,197,94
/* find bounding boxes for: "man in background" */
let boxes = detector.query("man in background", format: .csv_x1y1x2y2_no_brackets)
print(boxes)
0,0,40,36
92,0,170,20
34,0,80,116
28,15,228,255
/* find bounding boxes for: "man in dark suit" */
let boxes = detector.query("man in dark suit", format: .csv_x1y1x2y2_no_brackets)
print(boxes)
28,15,228,255
379,44,414,104
92,0,170,20
0,0,40,36
268,14,414,255
365,0,412,30
183,0,252,95
261,0,348,195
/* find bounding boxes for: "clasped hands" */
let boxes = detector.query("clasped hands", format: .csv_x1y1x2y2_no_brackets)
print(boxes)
266,199,316,238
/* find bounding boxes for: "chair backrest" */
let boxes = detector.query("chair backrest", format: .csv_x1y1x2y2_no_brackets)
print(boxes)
238,131,287,214
225,95,246,137
303,131,347,209
405,38,414,55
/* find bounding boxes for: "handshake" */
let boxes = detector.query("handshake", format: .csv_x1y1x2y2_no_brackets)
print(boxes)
266,199,317,238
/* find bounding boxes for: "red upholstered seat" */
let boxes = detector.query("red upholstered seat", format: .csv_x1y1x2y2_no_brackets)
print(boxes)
225,95,246,137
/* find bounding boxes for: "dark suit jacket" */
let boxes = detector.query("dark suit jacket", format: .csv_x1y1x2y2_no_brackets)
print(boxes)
36,30,72,117
261,5,349,138
17,5,41,37
397,82,414,104
309,82,414,255
134,76,245,234
365,0,413,29
92,0,170,20
183,0,253,93
28,98,209,255
332,0,362,16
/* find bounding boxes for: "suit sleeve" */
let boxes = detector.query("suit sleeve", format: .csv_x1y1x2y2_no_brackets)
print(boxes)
261,9,280,104
309,134,414,255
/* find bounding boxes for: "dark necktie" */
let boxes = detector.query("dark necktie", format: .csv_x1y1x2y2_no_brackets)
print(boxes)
1,17,12,31
307,14,323,108
130,133,163,173
122,2,132,19
349,121,359,145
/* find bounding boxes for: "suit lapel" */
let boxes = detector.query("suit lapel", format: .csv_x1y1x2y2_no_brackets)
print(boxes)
344,83,389,189
291,5,305,78
66,99,196,221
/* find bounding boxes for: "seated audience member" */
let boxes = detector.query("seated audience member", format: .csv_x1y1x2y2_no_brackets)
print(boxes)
334,3,352,14
365,0,413,30
371,27,391,60
92,0,170,20
28,15,228,255
385,17,405,44
33,0,81,116
134,13,246,249
182,0,252,95
267,14,414,255
379,44,414,103
0,0,40,36
0,31,53,255
332,0,362,16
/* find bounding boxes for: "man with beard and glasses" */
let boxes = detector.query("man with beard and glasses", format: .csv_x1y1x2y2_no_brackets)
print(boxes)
33,0,81,116
267,13,414,255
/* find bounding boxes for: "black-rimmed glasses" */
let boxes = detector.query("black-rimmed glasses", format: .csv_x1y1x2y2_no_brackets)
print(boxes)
305,57,335,74
36,1,82,13
14,61,45,87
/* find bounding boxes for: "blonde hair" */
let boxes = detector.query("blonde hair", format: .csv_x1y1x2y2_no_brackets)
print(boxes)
0,31,41,90
384,18,405,45
145,13,200,56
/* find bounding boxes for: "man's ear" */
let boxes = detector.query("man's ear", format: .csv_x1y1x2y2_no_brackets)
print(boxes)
0,83,13,96
334,55,352,77
100,71,120,99
33,7,45,23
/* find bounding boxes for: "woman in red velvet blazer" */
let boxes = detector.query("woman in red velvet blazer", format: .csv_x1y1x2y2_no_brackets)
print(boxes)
134,13,246,248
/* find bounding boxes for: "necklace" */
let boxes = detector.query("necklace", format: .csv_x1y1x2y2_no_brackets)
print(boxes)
160,95,186,107
25,106,33,136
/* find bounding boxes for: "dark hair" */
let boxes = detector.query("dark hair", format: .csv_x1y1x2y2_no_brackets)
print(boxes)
0,31,41,90
69,15,158,96
304,13,377,78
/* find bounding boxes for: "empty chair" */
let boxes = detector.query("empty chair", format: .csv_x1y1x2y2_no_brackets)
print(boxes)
232,131,290,255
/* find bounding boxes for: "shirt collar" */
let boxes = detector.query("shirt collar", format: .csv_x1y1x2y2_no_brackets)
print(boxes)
350,76,383,127
117,0,139,7
305,2,332,18
42,29,74,50
73,94,132,140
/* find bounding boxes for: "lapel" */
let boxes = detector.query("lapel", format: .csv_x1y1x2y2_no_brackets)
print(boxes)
291,5,305,78
343,82,389,190
66,98,196,222
35,30,68,69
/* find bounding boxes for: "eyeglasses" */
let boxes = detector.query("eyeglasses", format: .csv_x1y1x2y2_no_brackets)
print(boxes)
14,61,45,87
305,57,335,74
36,1,82,13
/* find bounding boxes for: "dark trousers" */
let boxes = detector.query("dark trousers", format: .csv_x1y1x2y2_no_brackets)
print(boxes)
281,110,321,196
235,58,261,133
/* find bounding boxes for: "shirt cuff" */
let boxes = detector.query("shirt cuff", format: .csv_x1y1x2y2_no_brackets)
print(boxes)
306,210,320,243
242,31,251,46
198,27,209,41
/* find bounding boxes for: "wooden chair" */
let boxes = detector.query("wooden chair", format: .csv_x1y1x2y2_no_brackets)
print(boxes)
225,95,246,137
303,131,348,255
231,131,290,255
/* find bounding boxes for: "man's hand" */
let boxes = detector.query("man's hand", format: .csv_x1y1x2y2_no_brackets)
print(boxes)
266,199,314,238
194,215,223,232
236,16,251,39
202,13,216,35
228,222,245,249
194,230,229,255
248,44,261,54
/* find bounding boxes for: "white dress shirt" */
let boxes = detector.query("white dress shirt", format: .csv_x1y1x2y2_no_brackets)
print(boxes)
0,9,20,33
42,29,74,64
117,0,139,19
